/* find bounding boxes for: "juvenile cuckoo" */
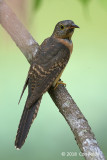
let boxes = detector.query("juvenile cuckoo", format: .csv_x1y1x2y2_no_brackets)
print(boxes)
15,20,79,149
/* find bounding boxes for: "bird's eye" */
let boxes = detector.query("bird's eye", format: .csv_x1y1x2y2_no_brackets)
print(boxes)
60,25,64,30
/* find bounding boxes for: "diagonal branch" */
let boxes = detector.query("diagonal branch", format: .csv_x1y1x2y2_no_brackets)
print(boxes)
0,0,39,64
49,86,105,160
0,0,105,159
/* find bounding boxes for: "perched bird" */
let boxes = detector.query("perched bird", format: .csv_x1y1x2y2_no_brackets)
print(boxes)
15,20,79,149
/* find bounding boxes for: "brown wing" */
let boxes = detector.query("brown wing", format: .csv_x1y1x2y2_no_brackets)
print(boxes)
18,77,29,104
25,37,71,108
26,61,65,108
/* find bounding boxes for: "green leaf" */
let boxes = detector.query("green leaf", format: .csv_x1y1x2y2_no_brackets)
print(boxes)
33,0,42,10
79,0,90,5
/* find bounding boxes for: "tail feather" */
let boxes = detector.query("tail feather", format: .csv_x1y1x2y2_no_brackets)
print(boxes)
15,97,42,149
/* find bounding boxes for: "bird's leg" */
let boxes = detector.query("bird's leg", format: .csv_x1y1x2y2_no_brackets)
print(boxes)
54,79,66,90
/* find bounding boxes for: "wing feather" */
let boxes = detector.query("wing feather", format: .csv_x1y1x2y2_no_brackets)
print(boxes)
26,65,62,108
25,38,71,108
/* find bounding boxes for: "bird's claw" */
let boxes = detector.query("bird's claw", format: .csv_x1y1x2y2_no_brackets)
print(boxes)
54,80,66,90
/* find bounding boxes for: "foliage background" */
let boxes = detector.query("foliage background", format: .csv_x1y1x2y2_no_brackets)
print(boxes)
0,0,107,159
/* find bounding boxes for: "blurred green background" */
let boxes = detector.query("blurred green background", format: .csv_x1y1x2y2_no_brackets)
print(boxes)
0,0,107,159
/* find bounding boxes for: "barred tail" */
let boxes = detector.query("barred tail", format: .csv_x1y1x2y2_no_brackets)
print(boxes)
15,97,42,149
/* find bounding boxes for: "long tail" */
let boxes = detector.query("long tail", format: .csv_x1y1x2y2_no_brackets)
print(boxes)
15,97,42,149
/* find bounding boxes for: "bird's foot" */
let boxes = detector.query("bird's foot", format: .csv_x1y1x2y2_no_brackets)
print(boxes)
54,80,66,90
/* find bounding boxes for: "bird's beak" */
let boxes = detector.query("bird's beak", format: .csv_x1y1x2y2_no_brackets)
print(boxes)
71,23,80,28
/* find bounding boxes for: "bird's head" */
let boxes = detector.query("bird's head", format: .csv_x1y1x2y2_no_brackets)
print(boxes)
52,20,79,40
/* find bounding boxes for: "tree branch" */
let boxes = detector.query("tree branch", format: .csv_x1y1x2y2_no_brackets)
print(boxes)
0,0,39,64
49,86,105,160
0,1,105,159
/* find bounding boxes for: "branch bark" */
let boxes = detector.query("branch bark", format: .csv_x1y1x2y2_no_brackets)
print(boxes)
0,0,39,64
49,86,105,160
0,1,105,159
